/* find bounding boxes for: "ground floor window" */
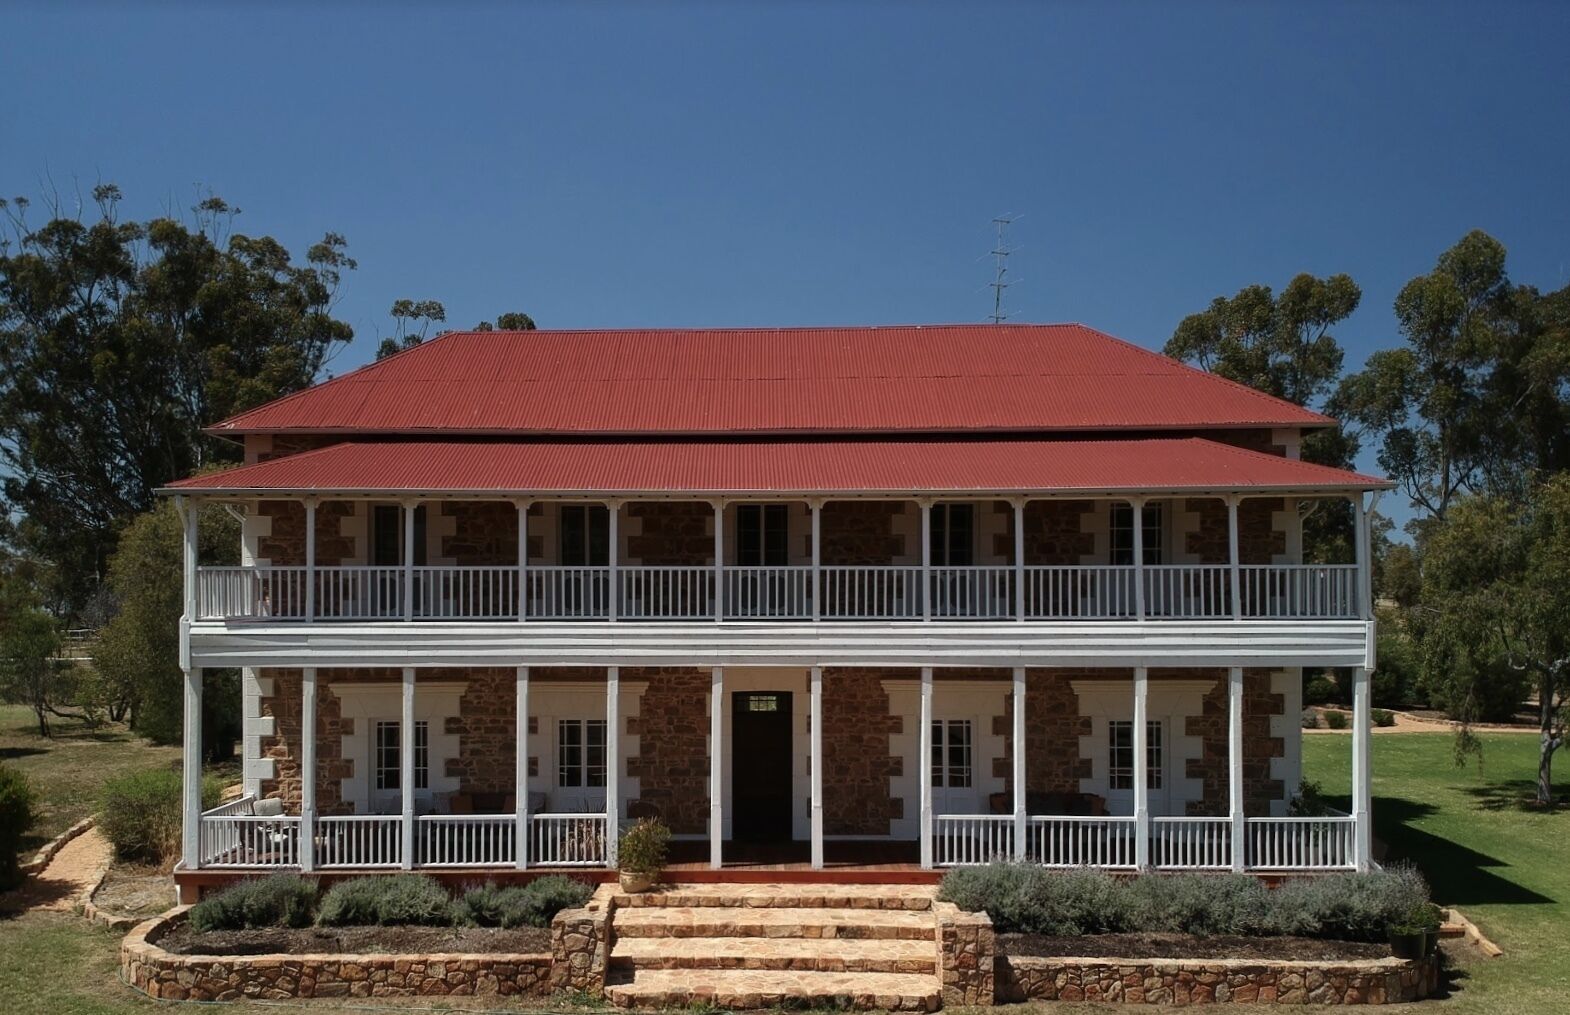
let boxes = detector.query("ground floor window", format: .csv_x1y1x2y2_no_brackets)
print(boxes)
557,718,607,788
930,719,973,788
373,719,429,791
1108,719,1162,790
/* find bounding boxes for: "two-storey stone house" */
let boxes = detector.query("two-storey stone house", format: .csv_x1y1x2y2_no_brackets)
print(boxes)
163,324,1386,898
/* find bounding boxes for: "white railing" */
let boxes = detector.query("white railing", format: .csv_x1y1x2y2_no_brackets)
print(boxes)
1240,565,1358,619
1246,816,1356,870
530,813,608,867
932,814,1016,866
725,567,813,618
1144,565,1231,618
1026,815,1138,868
317,815,404,868
316,566,406,620
1150,816,1232,870
199,798,302,868
820,566,923,619
619,567,714,619
1024,566,1136,619
525,567,611,619
929,567,1014,619
196,566,310,620
417,814,517,867
414,567,518,619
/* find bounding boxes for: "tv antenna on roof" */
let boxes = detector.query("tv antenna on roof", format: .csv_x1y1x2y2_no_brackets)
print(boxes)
989,215,1017,323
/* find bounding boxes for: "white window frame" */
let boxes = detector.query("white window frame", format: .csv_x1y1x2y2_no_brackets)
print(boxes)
1107,719,1163,791
556,717,608,790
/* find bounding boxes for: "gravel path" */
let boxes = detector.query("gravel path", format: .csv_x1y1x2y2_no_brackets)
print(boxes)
11,827,113,913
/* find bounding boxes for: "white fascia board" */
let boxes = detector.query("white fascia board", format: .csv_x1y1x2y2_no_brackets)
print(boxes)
189,619,1372,671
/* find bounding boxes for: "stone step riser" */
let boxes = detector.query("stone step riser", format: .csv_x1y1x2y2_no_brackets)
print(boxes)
610,955,938,975
604,985,941,1012
613,893,933,912
613,922,935,941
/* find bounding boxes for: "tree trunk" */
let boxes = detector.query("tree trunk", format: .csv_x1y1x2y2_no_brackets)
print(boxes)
33,705,49,738
1540,675,1558,806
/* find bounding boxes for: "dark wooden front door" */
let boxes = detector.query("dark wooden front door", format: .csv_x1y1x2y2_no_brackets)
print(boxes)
731,691,793,842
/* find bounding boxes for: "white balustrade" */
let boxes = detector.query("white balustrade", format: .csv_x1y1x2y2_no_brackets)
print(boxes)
413,567,518,619
196,567,310,620
929,566,1014,619
529,813,609,867
316,567,407,620
1246,816,1356,870
198,798,302,867
1240,565,1358,619
932,814,1016,866
819,566,924,619
1150,816,1232,869
1143,565,1231,618
1026,815,1139,868
526,567,611,618
619,567,714,619
724,567,812,618
1024,566,1136,618
417,814,517,867
317,815,404,868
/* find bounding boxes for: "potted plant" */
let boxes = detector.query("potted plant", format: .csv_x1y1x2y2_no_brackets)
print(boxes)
1388,901,1442,960
617,817,670,893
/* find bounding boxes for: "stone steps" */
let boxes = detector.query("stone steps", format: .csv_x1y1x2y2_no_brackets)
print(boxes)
604,967,942,1012
611,882,935,911
610,934,938,974
613,905,937,940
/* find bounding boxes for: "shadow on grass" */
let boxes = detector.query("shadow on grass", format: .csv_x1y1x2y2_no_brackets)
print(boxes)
1357,794,1555,907
0,746,48,761
1462,778,1568,813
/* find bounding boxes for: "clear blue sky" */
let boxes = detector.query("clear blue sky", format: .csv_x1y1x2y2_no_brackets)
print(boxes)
4,1,1568,514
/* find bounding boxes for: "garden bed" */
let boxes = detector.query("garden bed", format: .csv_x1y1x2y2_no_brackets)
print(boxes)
158,922,551,956
91,863,173,920
1000,931,1390,962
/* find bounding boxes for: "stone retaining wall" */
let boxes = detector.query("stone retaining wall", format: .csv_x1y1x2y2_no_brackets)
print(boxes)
121,908,553,1002
935,901,997,1006
997,954,1440,1005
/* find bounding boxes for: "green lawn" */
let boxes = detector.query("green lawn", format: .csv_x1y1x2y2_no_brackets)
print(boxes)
1302,731,1568,1015
0,704,182,850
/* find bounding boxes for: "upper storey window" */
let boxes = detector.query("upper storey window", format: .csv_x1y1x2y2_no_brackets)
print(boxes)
1109,503,1163,566
736,504,789,566
560,505,610,566
929,503,975,566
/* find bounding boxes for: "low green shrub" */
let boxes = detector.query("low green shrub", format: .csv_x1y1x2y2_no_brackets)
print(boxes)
939,863,1431,941
1300,709,1319,730
1303,676,1340,706
318,874,455,926
189,874,317,931
458,876,593,928
99,769,223,865
1323,710,1349,730
0,763,39,890
1371,709,1396,728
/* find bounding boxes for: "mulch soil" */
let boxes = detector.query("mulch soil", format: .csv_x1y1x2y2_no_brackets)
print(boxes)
998,932,1390,962
159,924,552,956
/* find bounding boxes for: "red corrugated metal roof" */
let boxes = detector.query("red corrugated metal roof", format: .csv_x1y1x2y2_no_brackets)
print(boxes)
163,437,1389,496
208,325,1334,436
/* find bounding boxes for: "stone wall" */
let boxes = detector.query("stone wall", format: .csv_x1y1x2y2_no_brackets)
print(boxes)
1175,667,1284,817
996,953,1439,1005
121,910,552,1001
440,502,519,566
822,667,904,835
936,901,997,1006
549,893,612,994
999,669,1095,795
446,667,518,796
624,666,711,834
998,501,1096,565
626,502,712,564
821,501,908,564
256,499,356,566
1184,497,1288,565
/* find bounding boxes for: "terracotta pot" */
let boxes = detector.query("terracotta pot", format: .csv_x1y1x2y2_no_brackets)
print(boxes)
619,871,657,893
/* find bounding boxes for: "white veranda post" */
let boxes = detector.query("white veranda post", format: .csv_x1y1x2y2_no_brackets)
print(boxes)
300,667,317,872
1130,498,1146,620
400,667,415,869
1012,667,1027,859
515,666,530,869
810,665,824,869
606,667,620,866
1228,666,1245,872
918,667,933,868
709,666,724,869
1133,666,1150,869
1352,666,1372,871
179,497,201,870
1227,497,1242,620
